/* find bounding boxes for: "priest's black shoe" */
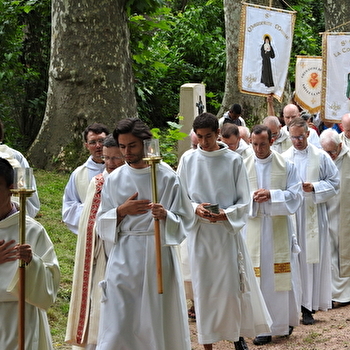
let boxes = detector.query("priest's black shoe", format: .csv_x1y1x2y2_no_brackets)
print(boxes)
234,337,249,350
253,335,272,345
301,306,315,325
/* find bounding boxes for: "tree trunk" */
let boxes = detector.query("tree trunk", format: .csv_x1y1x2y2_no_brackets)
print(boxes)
324,0,350,31
28,0,137,170
220,0,290,126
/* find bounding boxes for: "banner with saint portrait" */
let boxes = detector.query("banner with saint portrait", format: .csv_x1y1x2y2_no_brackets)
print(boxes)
294,56,322,114
321,33,350,122
238,3,296,101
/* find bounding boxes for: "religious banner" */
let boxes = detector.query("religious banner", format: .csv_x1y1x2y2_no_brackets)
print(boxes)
238,3,296,101
321,33,350,122
294,56,322,114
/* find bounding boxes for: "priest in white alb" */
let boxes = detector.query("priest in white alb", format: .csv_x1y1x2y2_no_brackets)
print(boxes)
62,123,109,234
66,135,124,350
283,118,339,325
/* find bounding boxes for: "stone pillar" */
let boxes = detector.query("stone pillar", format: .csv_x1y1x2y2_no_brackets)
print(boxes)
178,83,206,159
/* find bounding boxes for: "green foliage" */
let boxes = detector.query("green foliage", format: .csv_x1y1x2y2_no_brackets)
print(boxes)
0,1,28,146
151,117,187,168
129,0,225,127
0,0,50,151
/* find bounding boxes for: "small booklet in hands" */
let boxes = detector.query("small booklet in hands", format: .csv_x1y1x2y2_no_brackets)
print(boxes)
203,204,219,214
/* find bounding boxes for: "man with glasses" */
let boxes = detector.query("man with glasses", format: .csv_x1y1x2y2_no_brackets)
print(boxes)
62,123,109,234
263,116,291,153
283,118,339,325
320,129,350,307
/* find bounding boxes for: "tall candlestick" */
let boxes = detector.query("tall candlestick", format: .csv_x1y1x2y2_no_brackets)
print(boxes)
143,139,163,294
11,168,36,350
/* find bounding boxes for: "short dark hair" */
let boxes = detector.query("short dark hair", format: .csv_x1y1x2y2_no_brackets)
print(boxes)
220,123,240,138
83,123,110,142
251,124,272,141
193,113,218,132
0,157,14,187
229,104,242,115
113,118,152,145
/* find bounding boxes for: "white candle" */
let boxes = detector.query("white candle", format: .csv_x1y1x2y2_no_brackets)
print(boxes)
13,168,33,189
144,139,160,158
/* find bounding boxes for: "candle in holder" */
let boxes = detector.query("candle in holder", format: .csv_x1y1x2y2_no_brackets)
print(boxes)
142,138,163,293
10,167,36,350
13,168,33,190
144,138,160,158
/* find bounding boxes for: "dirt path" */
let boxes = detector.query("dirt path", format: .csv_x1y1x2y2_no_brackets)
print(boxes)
53,302,350,349
188,303,350,349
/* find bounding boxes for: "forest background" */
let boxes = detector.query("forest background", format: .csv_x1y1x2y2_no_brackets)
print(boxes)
0,0,339,170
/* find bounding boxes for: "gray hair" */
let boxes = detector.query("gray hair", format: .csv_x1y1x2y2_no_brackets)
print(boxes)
238,126,250,138
320,128,341,146
263,116,280,128
103,134,118,148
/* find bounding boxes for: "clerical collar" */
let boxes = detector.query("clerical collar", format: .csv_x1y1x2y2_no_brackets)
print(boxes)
254,152,273,164
198,142,226,152
293,145,308,155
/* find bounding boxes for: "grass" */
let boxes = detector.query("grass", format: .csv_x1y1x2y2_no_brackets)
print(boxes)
33,169,76,349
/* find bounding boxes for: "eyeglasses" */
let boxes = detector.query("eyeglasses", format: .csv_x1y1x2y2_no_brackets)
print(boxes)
290,134,307,141
101,156,124,162
325,149,339,156
87,139,105,146
271,132,280,139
